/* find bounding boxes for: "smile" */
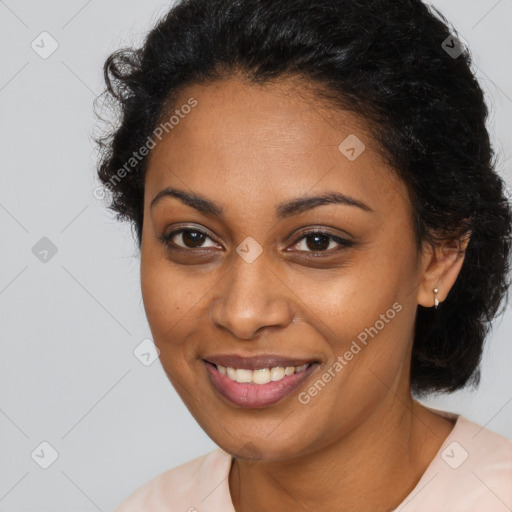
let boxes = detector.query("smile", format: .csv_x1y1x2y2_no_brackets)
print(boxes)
216,363,311,384
203,359,320,408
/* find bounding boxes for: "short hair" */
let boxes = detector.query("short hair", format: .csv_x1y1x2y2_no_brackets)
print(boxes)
94,0,512,397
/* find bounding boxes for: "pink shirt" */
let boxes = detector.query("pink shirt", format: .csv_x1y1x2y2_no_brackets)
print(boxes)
114,410,512,511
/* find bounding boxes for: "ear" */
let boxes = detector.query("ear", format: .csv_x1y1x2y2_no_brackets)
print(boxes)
417,231,471,308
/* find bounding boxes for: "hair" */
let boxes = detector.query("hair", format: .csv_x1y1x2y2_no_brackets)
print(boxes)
94,0,512,397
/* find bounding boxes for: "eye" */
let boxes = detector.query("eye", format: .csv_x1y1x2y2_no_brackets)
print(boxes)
158,226,354,256
288,230,354,255
158,228,220,250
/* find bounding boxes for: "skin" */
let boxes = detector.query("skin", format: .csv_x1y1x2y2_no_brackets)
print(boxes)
140,76,470,512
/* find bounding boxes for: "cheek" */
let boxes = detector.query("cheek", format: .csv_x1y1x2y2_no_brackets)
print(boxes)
281,247,406,339
294,300,413,438
282,243,416,388
140,251,217,377
140,252,193,348
140,262,173,335
141,240,190,322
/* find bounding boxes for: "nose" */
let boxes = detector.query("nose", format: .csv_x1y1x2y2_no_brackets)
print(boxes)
209,253,294,340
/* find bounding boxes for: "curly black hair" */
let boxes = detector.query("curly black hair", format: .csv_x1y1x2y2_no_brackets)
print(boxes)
94,0,512,397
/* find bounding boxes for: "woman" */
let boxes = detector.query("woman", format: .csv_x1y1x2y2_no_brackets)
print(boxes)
95,0,512,510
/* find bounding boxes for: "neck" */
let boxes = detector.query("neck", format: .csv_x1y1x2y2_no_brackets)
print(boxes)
229,395,455,512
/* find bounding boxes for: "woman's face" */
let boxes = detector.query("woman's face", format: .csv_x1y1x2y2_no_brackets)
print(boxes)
140,77,428,460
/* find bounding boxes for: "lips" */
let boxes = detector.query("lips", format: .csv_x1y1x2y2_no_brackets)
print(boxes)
203,359,321,408
203,353,319,370
201,353,322,407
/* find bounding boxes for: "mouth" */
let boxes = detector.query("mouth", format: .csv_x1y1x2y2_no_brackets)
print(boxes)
202,355,321,408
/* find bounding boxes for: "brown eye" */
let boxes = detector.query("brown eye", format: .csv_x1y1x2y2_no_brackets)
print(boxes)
290,231,354,255
159,229,219,250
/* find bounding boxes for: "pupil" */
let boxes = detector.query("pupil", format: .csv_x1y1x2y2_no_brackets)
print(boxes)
183,231,205,248
307,234,329,251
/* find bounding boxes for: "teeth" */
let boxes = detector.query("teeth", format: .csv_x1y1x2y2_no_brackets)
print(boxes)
216,363,311,384
235,369,252,383
270,367,285,381
253,368,271,384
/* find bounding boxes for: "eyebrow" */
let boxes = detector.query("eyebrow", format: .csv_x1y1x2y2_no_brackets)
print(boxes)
150,186,374,219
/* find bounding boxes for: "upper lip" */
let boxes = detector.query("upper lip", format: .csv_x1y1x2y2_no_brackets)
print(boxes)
203,354,319,370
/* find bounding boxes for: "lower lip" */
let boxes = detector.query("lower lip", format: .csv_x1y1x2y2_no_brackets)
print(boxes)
203,361,320,408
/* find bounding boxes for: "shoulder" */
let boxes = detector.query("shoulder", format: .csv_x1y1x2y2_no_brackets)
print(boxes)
402,414,512,511
452,415,512,473
114,448,233,512
453,416,512,506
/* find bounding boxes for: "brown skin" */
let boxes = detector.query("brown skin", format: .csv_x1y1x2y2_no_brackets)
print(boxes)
140,76,470,512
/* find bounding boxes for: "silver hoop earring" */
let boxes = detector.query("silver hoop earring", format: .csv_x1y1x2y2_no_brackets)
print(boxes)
433,288,439,309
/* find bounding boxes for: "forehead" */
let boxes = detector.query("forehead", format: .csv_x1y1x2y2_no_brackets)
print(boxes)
145,77,410,218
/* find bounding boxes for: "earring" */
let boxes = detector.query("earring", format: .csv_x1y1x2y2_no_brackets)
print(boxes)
433,288,439,309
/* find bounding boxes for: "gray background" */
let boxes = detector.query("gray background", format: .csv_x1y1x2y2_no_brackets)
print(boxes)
1,0,511,510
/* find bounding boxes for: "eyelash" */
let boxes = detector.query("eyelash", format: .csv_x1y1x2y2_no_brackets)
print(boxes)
157,227,354,256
